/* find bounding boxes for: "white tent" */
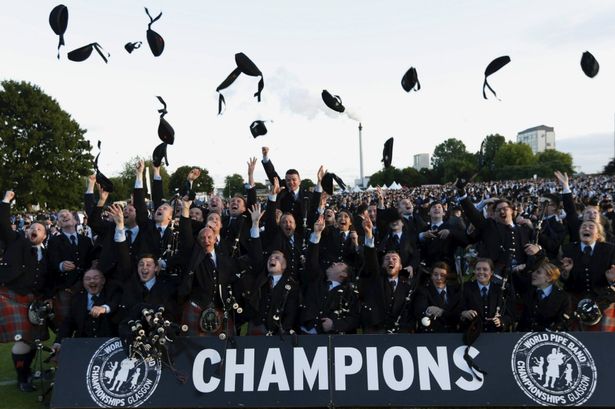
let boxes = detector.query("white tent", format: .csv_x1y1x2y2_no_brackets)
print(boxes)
351,186,363,193
365,185,376,191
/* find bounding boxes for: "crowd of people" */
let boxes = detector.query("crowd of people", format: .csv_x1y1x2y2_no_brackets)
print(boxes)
1,146,614,392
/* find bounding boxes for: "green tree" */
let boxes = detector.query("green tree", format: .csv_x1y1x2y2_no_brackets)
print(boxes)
300,178,315,190
431,138,477,183
108,157,170,202
534,150,574,177
254,182,268,190
479,134,506,180
0,80,93,209
368,166,403,187
431,138,468,170
224,174,245,197
168,166,214,195
493,142,537,179
603,158,615,175
399,167,425,187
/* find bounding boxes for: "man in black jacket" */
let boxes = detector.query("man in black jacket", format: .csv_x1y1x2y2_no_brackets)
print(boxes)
108,203,179,322
243,204,300,335
360,217,416,333
0,191,50,392
53,268,120,349
299,216,360,335
47,208,94,326
260,147,322,237
178,197,240,337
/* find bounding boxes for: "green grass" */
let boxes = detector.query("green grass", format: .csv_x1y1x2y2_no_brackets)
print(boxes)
0,337,55,409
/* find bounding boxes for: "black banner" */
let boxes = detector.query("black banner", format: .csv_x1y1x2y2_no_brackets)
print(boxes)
51,332,615,408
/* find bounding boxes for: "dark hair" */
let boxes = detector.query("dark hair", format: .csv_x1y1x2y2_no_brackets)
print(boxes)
431,261,451,275
473,257,494,271
285,169,300,177
138,253,159,266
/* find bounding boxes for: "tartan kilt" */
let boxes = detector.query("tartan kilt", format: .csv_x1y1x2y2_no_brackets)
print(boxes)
182,301,234,337
601,303,615,332
0,288,49,343
52,288,73,328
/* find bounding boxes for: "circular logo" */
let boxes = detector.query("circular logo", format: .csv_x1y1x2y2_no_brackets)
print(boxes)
511,332,597,406
86,338,162,408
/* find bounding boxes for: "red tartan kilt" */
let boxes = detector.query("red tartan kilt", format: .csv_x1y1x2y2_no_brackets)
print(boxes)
601,303,615,332
182,301,234,337
0,288,49,343
52,289,73,328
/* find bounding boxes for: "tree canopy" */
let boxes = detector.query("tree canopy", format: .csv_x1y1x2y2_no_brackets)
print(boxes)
0,80,93,209
224,174,245,197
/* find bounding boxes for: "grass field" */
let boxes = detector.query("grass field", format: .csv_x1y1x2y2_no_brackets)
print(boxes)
0,338,55,409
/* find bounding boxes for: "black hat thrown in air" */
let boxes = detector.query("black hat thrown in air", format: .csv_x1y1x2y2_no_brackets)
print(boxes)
401,67,421,92
124,41,142,54
49,4,68,59
67,43,109,63
580,51,599,78
156,96,175,145
382,137,394,169
321,90,345,113
216,52,265,114
94,140,114,193
483,56,510,99
145,8,165,57
321,172,346,195
152,143,169,167
250,120,268,138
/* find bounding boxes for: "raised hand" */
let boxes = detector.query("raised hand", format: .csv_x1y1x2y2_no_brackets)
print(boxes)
248,203,264,227
107,203,124,227
3,191,15,202
317,165,326,183
554,171,569,190
313,215,325,234
271,177,281,195
362,216,373,238
247,157,257,186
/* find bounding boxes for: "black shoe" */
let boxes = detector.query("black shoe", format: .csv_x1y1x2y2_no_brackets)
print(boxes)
19,382,36,392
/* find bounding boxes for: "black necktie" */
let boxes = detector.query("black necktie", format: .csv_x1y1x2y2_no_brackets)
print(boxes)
393,234,400,247
31,246,38,260
439,289,447,304
157,227,163,237
70,234,77,248
537,289,545,300
389,280,396,291
126,229,133,244
269,275,274,289
582,245,592,265
206,252,215,268
481,287,488,303
432,224,438,231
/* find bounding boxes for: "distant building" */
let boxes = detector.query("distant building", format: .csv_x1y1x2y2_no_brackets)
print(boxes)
413,153,431,170
516,125,555,154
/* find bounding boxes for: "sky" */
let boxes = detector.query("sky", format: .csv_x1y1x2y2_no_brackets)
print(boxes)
2,1,615,187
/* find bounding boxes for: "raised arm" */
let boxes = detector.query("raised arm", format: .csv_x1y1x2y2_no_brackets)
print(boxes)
107,204,132,282
261,146,284,188
133,160,149,227
152,164,164,211
247,203,265,275
0,191,16,244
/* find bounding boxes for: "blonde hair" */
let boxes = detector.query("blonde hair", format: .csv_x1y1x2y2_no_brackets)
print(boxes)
537,261,561,283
